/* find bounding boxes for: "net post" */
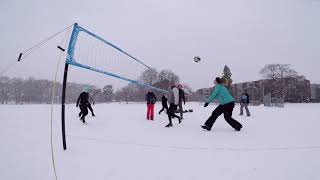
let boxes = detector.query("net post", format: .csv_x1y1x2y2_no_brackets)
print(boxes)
61,23,79,150
61,63,69,150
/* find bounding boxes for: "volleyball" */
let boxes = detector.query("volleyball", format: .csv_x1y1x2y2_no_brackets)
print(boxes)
194,56,201,62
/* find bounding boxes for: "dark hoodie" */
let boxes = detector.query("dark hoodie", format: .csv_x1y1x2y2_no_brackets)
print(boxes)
76,92,89,106
145,92,157,104
161,95,168,108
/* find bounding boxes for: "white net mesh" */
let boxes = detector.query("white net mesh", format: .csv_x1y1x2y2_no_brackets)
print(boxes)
72,30,150,86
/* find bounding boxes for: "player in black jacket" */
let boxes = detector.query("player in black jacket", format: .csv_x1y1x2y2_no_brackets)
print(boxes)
79,96,95,117
178,84,186,120
76,87,90,124
159,95,168,115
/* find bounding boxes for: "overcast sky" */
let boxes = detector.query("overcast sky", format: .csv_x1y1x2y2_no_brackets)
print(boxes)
1,0,319,90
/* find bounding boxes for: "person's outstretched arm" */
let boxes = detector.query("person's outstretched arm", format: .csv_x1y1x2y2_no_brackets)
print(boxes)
206,86,220,104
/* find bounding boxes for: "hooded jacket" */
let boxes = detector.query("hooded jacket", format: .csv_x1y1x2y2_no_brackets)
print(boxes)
76,92,89,106
240,93,250,104
206,84,234,105
161,95,168,107
145,92,157,104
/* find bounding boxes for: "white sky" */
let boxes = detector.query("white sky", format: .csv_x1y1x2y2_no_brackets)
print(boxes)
1,0,319,90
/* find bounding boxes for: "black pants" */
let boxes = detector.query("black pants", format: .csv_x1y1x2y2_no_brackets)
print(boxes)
204,102,242,130
79,104,88,121
178,101,184,119
167,103,180,124
79,103,94,116
159,106,168,114
88,104,94,115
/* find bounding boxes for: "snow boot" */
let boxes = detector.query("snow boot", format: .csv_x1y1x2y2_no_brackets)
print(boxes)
165,123,173,128
235,125,242,131
201,125,211,131
80,117,86,124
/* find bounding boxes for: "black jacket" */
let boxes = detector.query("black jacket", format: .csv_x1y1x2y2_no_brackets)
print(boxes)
145,92,157,104
76,92,89,106
161,95,168,107
179,89,186,104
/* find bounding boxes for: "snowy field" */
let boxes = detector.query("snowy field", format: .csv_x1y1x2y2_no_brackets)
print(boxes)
1,102,320,180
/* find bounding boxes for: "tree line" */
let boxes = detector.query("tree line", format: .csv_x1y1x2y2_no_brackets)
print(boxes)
1,64,306,104
0,76,111,104
0,69,195,104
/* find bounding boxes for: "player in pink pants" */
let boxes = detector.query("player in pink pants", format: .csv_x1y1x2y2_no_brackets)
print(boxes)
145,92,157,120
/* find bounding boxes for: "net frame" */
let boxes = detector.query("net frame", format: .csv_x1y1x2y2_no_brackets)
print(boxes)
66,23,167,93
61,23,167,150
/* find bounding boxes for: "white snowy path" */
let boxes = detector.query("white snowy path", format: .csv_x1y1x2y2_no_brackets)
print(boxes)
1,103,320,180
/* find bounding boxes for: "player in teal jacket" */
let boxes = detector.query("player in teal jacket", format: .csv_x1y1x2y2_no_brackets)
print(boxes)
201,77,242,131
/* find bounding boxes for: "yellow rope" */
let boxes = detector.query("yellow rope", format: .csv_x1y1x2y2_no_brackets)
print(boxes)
50,26,72,180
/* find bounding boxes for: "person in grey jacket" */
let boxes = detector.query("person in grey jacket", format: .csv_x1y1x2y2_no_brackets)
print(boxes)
165,85,181,127
240,90,251,117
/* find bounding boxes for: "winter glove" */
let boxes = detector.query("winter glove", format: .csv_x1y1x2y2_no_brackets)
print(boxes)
76,104,78,107
204,102,209,107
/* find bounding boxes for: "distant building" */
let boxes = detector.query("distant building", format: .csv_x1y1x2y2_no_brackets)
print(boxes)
196,77,311,103
195,87,213,102
311,84,320,102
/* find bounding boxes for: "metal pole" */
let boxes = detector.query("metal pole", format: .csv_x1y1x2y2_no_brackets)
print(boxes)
61,63,69,150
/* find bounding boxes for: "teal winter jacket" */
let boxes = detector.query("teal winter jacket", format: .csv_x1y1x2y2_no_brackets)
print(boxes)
206,84,234,105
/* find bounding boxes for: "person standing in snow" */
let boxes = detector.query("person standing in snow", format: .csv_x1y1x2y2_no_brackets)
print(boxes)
145,91,157,120
239,90,251,117
177,84,186,120
165,85,181,127
158,95,169,115
201,77,242,131
79,93,95,117
76,86,90,124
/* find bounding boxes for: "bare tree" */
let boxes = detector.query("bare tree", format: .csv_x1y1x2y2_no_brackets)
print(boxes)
139,68,159,85
260,64,299,98
0,77,10,104
153,69,180,91
158,69,180,84
102,85,114,103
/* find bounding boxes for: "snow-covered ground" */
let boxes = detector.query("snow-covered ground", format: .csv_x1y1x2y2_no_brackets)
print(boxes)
1,102,320,180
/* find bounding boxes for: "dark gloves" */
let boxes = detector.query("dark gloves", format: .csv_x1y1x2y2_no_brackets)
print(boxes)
204,102,209,107
76,105,78,107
